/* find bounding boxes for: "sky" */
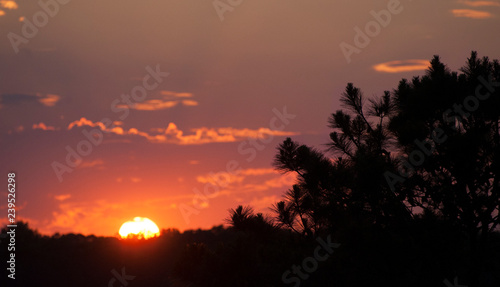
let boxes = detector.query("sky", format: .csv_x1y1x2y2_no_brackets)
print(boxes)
0,0,499,237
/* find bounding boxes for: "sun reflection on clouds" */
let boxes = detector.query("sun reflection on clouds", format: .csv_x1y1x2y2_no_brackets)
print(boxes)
373,59,430,73
54,194,71,201
78,159,104,169
451,8,493,18
32,122,57,131
160,90,193,98
115,91,197,111
459,0,500,7
63,118,298,145
0,0,18,10
182,99,199,106
38,94,60,107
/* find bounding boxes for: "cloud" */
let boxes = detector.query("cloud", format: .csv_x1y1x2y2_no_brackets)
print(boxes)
182,99,199,106
78,159,104,169
217,172,297,199
0,93,61,108
451,9,493,18
66,117,298,145
116,91,197,111
131,177,142,183
196,167,289,193
38,94,60,107
46,200,124,235
373,59,430,73
250,195,279,211
54,194,71,201
196,172,245,186
32,122,57,131
159,123,299,145
233,173,296,193
459,0,500,7
43,196,186,235
160,90,193,98
6,125,25,134
184,169,295,210
0,10,5,16
239,168,277,176
261,173,296,188
0,1,18,9
68,117,115,132
118,99,179,111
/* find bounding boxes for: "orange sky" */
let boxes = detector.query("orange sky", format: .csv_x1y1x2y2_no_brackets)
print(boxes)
0,0,499,236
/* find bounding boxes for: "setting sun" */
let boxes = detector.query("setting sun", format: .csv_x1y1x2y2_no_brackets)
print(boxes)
119,217,160,239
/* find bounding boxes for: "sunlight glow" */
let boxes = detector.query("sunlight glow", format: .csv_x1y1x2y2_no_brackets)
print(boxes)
451,9,492,19
119,217,160,239
459,0,500,7
0,1,18,10
373,60,430,73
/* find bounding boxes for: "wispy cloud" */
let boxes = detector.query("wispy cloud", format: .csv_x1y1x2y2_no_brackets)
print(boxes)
118,99,179,111
117,90,197,111
0,0,18,10
44,197,183,235
233,173,297,194
46,200,123,235
159,123,299,145
131,177,142,183
160,90,193,98
250,195,280,211
182,99,199,106
459,0,500,7
0,93,61,108
54,194,71,201
32,122,57,131
196,168,292,194
78,159,104,169
68,117,108,130
38,94,60,107
373,59,430,73
451,8,493,18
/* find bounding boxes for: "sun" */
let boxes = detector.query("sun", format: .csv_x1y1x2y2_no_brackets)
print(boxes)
119,217,160,239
